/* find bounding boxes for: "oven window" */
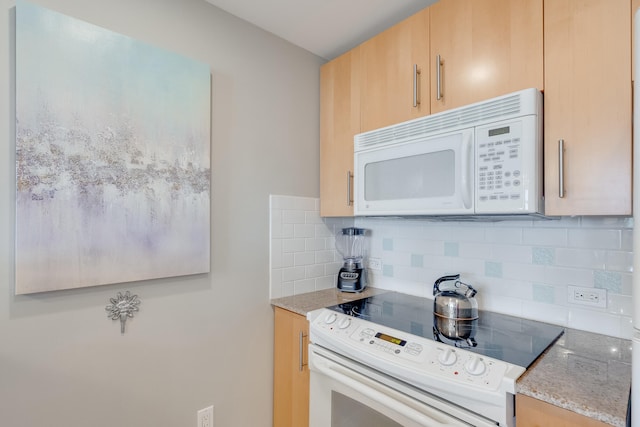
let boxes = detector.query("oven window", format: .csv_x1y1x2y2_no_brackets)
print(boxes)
331,391,402,427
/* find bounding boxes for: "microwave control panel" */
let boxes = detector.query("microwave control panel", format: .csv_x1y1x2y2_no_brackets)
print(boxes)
475,117,541,214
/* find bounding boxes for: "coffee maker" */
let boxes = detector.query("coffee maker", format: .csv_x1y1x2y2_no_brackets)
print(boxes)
335,227,368,292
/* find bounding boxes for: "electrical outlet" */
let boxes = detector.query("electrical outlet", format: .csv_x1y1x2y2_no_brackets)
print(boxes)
567,285,607,308
197,405,214,427
368,257,382,271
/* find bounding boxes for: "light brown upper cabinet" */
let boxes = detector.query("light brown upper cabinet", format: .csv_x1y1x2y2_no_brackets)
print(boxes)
544,0,631,216
360,8,430,133
429,0,543,113
320,47,360,217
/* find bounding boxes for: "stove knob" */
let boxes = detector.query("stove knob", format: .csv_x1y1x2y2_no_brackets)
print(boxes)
438,348,457,366
337,317,351,329
324,313,337,324
464,356,486,376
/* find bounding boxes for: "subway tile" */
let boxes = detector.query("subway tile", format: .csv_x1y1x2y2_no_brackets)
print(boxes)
324,262,343,276
282,266,305,282
282,209,306,224
394,265,420,282
315,250,336,264
567,308,621,338
533,216,580,228
521,301,569,326
532,283,555,304
444,242,459,257
282,238,306,253
567,229,621,250
294,279,316,294
620,316,633,340
411,253,424,268
581,217,633,229
484,261,503,278
459,242,492,259
271,239,282,268
594,270,623,294
605,251,633,273
281,281,294,297
501,262,545,282
294,223,315,238
543,266,594,287
621,229,633,251
315,276,335,290
382,238,394,251
294,252,315,266
555,248,606,270
492,244,533,263
305,264,325,279
607,293,633,316
383,264,394,277
305,210,323,224
281,253,294,268
305,238,326,251
485,227,523,244
532,247,554,265
522,227,567,246
281,223,294,239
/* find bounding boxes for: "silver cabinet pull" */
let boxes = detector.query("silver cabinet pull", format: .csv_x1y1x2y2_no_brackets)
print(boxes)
413,64,421,107
347,171,353,206
436,54,443,101
558,139,565,198
298,330,308,372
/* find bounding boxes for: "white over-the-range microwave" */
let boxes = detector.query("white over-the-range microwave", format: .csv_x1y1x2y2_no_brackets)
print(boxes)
354,88,544,218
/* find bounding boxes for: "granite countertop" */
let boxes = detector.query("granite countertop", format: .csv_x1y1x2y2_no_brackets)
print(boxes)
272,289,632,427
516,328,631,427
270,287,388,317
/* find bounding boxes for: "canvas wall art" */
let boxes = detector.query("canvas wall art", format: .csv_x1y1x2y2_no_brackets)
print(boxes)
15,1,211,294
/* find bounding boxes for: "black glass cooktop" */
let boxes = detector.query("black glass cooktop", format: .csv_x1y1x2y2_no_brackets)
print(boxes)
326,291,564,368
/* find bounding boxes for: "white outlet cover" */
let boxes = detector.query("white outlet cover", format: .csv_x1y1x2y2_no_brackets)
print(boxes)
567,285,607,308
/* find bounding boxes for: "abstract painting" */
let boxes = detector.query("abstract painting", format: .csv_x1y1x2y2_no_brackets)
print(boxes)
15,1,211,294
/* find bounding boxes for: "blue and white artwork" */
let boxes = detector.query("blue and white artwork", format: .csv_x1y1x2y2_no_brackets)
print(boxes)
15,1,211,294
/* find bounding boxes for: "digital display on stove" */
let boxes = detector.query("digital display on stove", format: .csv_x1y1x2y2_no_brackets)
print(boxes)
375,332,406,346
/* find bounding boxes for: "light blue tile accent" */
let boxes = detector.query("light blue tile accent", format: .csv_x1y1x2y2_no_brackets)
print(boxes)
382,238,394,251
444,242,459,257
532,283,555,303
594,271,623,294
411,254,424,268
532,247,555,265
485,261,503,278
383,264,394,277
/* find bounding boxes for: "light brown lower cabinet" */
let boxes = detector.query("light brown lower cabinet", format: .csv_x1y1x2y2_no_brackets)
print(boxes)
516,394,610,427
273,307,309,427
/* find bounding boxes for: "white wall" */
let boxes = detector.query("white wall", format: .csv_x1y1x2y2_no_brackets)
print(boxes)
0,1,323,426
269,197,632,339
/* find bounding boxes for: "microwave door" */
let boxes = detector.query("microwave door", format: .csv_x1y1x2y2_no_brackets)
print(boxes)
355,130,474,216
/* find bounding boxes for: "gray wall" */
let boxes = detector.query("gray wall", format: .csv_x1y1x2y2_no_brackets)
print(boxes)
0,0,322,425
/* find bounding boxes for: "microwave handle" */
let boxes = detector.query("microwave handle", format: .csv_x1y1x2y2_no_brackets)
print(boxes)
460,134,472,209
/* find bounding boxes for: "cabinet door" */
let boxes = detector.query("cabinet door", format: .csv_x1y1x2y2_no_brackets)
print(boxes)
516,394,611,427
429,0,543,113
273,307,309,427
360,8,430,133
544,0,631,216
320,47,360,217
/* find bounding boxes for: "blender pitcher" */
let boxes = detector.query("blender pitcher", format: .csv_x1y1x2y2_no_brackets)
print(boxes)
335,227,368,292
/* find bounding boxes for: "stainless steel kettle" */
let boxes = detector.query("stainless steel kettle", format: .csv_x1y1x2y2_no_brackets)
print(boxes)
433,274,478,320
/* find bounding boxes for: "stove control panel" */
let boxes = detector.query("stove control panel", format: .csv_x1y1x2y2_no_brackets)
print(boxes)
309,308,523,392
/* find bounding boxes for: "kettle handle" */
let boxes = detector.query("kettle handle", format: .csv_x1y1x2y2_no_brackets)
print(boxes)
433,274,460,296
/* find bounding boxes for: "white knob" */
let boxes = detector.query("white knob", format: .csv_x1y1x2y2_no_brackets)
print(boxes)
324,313,337,324
438,348,457,366
337,317,351,329
464,356,486,376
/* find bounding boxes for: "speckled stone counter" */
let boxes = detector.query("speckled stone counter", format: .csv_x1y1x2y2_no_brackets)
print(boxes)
270,287,388,317
517,328,631,427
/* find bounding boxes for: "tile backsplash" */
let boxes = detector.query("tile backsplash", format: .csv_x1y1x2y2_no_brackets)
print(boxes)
269,195,633,339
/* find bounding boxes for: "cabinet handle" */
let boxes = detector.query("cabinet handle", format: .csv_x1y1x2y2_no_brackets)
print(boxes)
436,54,443,101
413,64,421,107
558,139,565,198
298,331,308,372
346,170,353,207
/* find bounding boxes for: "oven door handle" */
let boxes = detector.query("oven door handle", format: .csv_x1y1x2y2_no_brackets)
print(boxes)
313,355,469,426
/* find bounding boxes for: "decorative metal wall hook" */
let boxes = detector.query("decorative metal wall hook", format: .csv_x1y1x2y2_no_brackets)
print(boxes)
106,291,141,334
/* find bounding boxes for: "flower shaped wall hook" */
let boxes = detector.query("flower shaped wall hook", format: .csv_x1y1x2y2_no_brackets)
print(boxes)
106,291,141,334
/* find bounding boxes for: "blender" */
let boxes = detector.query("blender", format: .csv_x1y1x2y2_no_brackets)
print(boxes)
335,227,369,292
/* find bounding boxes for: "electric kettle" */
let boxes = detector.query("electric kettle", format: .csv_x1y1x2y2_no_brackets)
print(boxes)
433,274,478,320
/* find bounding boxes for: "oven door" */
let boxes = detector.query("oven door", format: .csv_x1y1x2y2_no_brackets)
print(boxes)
309,345,496,427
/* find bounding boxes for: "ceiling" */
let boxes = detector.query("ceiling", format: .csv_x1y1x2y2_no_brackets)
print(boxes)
204,0,437,60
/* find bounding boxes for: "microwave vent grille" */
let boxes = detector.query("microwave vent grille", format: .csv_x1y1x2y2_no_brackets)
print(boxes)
356,92,523,150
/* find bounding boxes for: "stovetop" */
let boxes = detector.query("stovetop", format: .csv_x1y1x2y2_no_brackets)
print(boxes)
326,291,564,368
